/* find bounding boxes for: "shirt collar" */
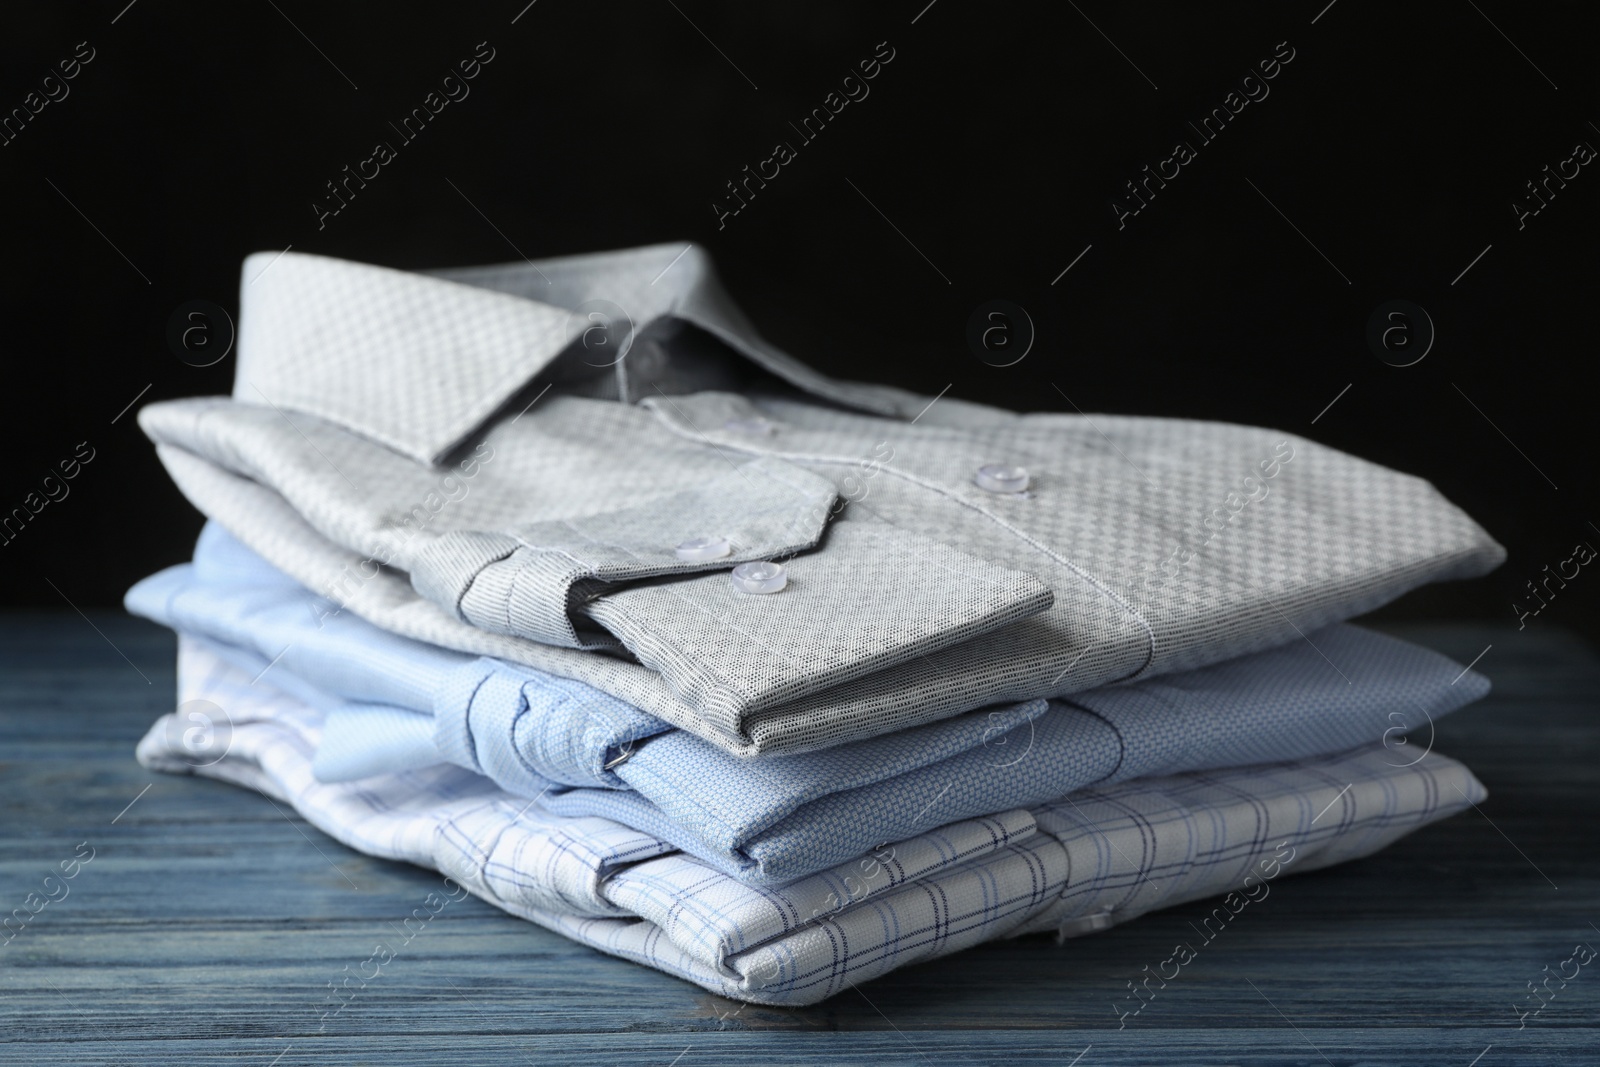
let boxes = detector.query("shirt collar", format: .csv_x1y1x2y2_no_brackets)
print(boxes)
234,242,907,464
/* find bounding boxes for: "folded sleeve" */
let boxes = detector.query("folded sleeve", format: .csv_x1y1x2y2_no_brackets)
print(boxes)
583,519,1054,742
417,498,1054,745
408,455,841,651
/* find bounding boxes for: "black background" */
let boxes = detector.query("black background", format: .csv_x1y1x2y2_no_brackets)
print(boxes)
2,1,1595,642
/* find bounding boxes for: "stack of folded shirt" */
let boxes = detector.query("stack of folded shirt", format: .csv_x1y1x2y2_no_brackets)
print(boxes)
126,244,1505,1004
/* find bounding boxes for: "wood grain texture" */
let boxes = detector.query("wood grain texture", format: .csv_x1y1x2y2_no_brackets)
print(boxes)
1,613,1596,1065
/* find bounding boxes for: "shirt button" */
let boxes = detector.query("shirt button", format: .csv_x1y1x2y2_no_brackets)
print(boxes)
724,417,778,436
731,561,787,594
975,464,1030,494
675,536,732,562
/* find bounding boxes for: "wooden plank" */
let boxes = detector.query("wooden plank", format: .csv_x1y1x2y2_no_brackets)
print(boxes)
2,613,1596,1063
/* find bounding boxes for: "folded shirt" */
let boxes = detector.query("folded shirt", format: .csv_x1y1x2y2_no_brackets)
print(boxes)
140,635,1487,1006
136,245,1504,756
131,523,1491,884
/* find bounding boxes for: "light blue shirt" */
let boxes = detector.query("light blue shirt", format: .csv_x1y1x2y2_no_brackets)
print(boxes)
127,523,1491,884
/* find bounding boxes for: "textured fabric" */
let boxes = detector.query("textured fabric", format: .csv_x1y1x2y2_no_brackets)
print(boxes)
141,637,1487,1005
127,523,670,788
581,619,1488,883
130,524,1491,884
135,246,1504,755
237,245,932,465
311,699,439,782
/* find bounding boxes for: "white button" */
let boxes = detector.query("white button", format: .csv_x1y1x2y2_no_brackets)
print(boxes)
724,417,777,436
975,464,1030,493
731,561,787,594
675,536,732,562
1056,909,1115,940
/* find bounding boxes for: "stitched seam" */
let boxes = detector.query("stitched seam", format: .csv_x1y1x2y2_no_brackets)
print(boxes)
456,668,495,775
583,595,759,740
447,540,519,622
1045,789,1176,907
609,756,747,855
1060,699,1127,785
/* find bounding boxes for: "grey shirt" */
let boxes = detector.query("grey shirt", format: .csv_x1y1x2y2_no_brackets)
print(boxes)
138,243,1504,755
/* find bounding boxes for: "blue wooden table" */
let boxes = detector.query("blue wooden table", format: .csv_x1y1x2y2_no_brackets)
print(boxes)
3,614,1596,1065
